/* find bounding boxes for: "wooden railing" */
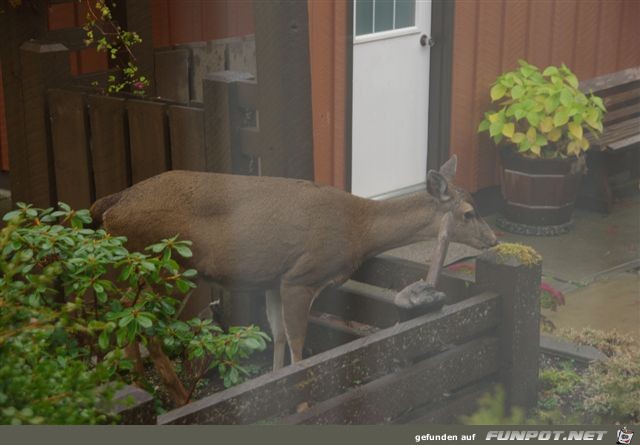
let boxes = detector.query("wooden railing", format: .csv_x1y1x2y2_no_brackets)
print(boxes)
154,251,541,425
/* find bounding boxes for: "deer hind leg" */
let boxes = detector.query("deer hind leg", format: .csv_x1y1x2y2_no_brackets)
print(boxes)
279,283,319,364
266,289,287,371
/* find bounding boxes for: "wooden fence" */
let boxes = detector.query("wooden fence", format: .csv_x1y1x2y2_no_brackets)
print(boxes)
150,250,541,425
16,36,298,210
46,73,260,210
9,0,315,208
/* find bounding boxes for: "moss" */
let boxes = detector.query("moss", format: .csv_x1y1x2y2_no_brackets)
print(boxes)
490,242,542,267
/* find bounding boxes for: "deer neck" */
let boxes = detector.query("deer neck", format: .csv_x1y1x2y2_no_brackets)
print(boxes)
362,191,443,258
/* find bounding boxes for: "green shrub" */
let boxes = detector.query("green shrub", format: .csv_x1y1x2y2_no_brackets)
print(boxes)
536,329,639,424
558,328,639,423
581,350,640,423
467,328,639,425
478,60,605,158
0,203,269,424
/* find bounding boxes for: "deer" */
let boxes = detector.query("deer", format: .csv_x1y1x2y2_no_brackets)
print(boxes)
90,155,498,371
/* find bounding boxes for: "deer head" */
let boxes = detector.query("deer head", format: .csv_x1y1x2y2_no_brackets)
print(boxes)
426,155,498,250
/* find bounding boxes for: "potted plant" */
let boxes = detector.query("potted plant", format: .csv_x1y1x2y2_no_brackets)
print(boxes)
478,59,606,234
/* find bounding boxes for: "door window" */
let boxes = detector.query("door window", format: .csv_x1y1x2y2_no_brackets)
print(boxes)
355,0,416,36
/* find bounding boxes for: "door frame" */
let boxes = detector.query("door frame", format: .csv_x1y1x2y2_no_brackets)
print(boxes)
345,0,455,193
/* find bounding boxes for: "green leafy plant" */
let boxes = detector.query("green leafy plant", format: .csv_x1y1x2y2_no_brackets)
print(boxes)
478,60,605,158
0,203,269,423
536,360,584,424
81,0,149,96
461,386,527,425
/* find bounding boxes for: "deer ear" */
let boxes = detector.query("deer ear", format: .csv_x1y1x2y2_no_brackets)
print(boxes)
426,170,452,202
439,155,458,182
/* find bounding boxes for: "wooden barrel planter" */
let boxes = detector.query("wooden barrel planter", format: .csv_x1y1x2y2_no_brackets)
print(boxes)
498,149,584,235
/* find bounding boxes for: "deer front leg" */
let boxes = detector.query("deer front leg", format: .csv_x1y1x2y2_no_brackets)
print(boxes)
266,289,287,371
279,283,318,364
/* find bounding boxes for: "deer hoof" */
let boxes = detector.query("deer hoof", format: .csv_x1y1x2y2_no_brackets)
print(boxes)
296,401,311,413
394,280,447,310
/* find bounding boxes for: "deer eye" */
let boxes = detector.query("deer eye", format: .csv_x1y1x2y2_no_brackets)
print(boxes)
464,211,475,221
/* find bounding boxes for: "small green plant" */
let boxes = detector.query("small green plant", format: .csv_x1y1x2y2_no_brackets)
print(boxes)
540,361,581,396
461,386,527,425
81,0,149,96
0,203,269,423
535,361,584,424
478,60,605,158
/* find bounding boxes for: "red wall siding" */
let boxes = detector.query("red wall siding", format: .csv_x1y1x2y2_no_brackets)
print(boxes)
150,0,254,47
48,2,108,75
308,0,347,189
450,0,640,192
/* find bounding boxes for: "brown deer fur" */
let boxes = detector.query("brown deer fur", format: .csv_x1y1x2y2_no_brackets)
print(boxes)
91,156,497,370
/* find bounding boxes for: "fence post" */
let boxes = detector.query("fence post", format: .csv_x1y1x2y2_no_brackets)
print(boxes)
18,41,72,207
253,0,314,179
0,0,48,204
202,71,253,174
475,248,542,410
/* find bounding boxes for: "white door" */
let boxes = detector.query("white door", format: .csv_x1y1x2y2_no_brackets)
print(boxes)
351,0,432,198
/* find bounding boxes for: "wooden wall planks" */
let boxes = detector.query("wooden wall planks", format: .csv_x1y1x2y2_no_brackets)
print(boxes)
88,95,131,199
48,89,93,209
150,0,254,47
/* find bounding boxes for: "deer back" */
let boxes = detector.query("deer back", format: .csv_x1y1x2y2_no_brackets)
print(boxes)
96,171,373,290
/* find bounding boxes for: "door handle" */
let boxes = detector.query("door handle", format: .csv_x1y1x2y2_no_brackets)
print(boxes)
420,34,435,48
